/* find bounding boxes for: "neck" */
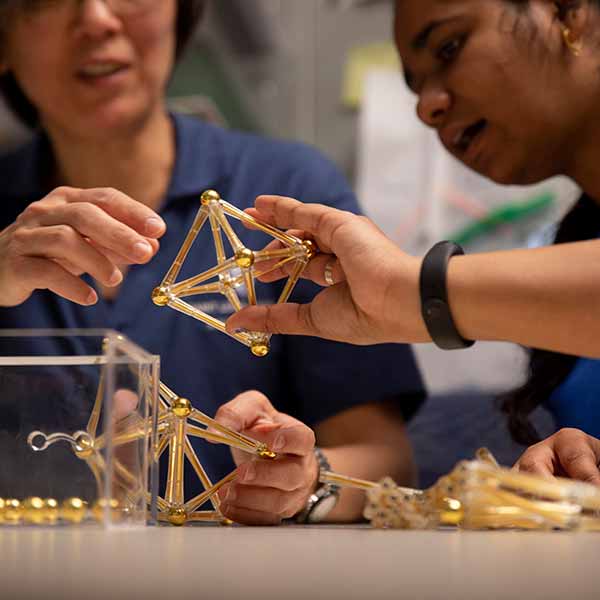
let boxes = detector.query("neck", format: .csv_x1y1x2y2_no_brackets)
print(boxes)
45,107,175,212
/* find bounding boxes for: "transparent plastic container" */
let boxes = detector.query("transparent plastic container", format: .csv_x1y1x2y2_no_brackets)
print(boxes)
0,329,159,527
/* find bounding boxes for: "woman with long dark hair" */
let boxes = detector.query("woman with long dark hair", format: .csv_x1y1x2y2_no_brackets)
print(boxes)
227,0,600,484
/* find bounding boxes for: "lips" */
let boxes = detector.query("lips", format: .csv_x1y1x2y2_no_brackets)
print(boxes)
76,61,130,81
453,119,487,154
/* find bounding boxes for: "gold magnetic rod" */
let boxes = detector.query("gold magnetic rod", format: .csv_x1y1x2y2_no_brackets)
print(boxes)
184,471,237,514
162,207,209,287
170,257,237,295
209,212,227,264
220,201,302,247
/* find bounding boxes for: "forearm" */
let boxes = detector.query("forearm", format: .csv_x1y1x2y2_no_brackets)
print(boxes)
314,401,417,522
319,439,416,523
445,241,600,357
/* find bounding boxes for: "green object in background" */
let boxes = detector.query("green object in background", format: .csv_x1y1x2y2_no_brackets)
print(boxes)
168,43,260,133
448,192,555,246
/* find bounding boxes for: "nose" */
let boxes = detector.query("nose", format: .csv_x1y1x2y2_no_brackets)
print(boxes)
416,81,451,128
75,0,123,39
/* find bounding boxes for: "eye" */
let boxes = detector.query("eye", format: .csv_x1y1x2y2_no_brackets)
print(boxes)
436,37,464,63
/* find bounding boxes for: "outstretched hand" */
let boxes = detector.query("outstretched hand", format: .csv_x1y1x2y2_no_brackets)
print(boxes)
514,428,600,485
226,195,429,346
0,186,165,307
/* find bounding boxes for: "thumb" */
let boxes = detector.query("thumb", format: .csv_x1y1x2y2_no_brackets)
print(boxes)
226,303,317,337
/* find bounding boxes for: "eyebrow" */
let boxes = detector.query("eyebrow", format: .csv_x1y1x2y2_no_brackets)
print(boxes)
412,17,460,51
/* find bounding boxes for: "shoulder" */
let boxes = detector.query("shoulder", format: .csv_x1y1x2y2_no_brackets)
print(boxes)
0,137,44,224
0,139,36,190
173,114,357,212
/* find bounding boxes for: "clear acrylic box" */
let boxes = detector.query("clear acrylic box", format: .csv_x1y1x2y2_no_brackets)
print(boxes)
0,329,159,527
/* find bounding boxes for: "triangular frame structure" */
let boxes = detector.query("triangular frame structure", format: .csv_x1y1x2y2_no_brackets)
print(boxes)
152,190,316,357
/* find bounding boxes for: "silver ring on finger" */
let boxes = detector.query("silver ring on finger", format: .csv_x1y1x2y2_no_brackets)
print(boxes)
324,259,336,287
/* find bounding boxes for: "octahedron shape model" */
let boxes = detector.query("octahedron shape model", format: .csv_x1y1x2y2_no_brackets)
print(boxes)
152,190,316,357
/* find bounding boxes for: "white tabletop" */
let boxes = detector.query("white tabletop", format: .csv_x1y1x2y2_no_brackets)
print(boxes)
2,525,599,600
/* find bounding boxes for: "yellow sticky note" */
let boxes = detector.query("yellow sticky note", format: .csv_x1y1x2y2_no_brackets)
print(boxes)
342,41,401,109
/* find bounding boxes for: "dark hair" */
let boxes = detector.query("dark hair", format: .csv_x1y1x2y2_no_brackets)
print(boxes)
500,194,600,445
0,0,206,129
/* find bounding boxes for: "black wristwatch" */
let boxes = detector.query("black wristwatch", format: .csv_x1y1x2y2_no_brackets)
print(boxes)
296,448,340,524
419,241,475,351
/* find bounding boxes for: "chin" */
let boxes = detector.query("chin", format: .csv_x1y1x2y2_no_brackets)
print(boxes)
82,97,157,136
475,157,546,187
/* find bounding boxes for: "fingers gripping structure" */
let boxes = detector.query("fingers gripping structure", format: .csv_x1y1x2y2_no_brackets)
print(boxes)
152,190,316,357
322,448,600,531
24,374,277,526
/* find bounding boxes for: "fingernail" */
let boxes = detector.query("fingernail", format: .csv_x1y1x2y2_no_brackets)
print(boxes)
273,435,285,452
132,241,152,260
145,217,165,237
226,487,237,502
242,463,255,483
86,290,98,305
108,268,123,287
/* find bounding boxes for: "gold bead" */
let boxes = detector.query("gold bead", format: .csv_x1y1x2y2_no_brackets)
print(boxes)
44,498,59,524
257,444,276,460
23,497,45,524
220,517,234,527
151,286,171,307
201,190,221,205
172,397,192,418
4,499,23,524
302,239,318,260
92,498,121,522
167,507,187,526
251,342,270,358
60,498,88,524
235,248,255,269
74,433,94,459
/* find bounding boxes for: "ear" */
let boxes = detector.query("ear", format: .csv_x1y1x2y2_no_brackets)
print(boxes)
554,0,589,42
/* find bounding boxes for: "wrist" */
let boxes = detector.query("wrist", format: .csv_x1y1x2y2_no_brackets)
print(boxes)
296,448,339,524
420,242,474,350
387,254,430,343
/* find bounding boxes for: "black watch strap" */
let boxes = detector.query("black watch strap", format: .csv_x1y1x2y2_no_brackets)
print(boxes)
419,241,474,351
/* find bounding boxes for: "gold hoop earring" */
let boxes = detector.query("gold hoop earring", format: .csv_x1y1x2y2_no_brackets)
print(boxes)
562,27,583,57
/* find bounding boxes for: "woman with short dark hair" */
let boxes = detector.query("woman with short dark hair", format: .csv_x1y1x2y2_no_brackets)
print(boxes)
0,0,425,524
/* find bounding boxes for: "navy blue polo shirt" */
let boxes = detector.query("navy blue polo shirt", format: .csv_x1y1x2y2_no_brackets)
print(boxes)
0,114,425,495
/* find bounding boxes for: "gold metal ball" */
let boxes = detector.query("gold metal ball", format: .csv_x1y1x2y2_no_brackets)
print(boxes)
201,189,221,205
92,498,121,522
172,397,192,418
235,248,255,269
251,342,270,358
60,498,88,524
44,498,59,524
219,517,234,527
74,433,94,459
302,239,318,260
151,286,170,307
257,444,276,459
4,499,23,524
167,507,187,526
23,497,45,524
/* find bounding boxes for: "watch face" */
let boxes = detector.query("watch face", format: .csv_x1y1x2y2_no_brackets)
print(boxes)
307,493,338,524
